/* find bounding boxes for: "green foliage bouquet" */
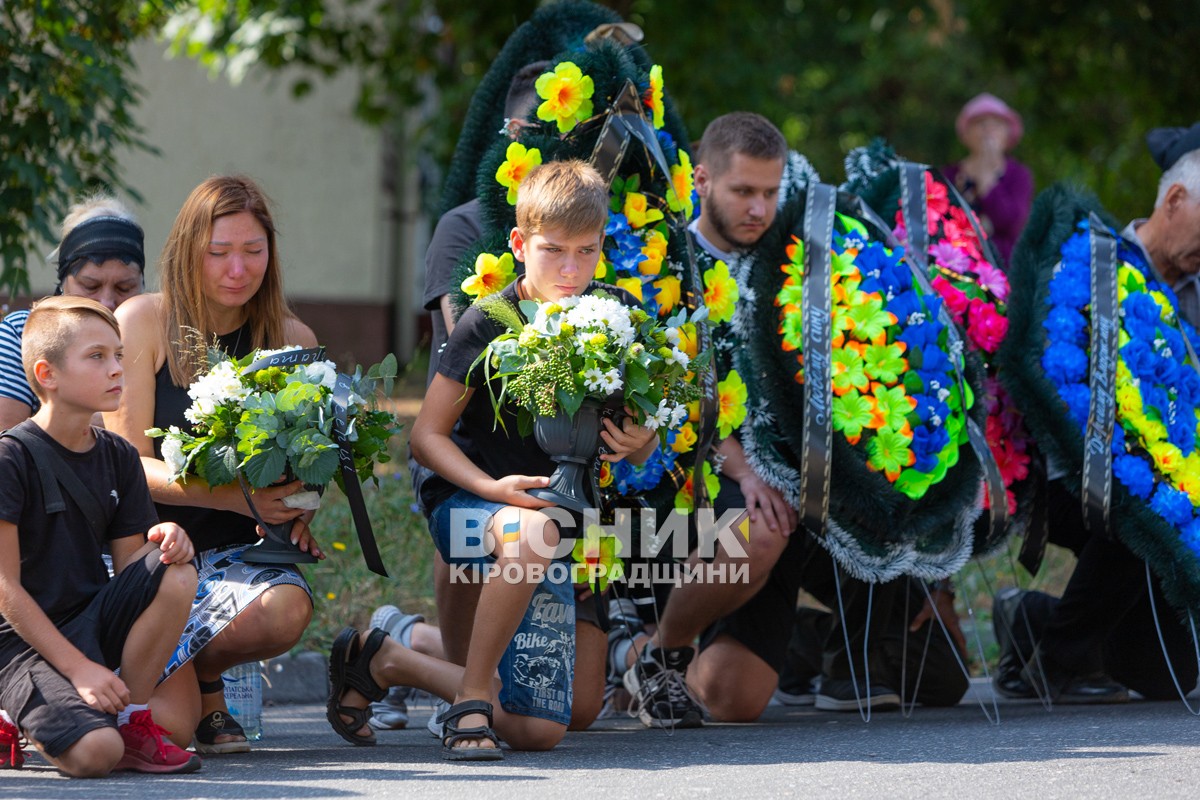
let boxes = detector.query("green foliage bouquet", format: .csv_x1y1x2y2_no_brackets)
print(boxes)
474,291,704,440
148,348,401,491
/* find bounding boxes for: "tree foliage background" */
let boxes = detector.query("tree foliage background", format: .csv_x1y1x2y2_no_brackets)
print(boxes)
4,0,1197,295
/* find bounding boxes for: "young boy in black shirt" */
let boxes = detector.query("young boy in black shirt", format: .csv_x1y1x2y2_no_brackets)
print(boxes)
0,296,199,776
325,160,657,760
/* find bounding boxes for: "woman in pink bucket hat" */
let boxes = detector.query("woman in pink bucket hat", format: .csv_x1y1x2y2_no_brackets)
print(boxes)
943,92,1033,265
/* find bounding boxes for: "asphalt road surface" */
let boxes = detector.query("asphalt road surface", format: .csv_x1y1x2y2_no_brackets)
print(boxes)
7,682,1200,799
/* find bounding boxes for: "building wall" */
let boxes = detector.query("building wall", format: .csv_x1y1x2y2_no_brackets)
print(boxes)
20,39,426,369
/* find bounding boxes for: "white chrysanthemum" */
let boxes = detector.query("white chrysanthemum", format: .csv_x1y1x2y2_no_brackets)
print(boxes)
664,327,681,346
666,348,690,369
187,360,248,406
599,368,622,394
162,434,186,476
668,402,688,429
584,367,606,392
644,399,678,430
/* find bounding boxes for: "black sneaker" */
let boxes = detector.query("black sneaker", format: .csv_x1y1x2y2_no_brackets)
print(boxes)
773,676,819,706
1021,651,1130,705
623,644,704,728
814,678,900,712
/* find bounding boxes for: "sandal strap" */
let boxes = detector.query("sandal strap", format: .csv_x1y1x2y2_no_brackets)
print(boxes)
443,725,500,750
194,710,246,745
198,679,226,695
343,628,388,703
438,699,494,729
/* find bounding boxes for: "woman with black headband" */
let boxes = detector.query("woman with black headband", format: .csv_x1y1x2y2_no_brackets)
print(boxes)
0,194,145,430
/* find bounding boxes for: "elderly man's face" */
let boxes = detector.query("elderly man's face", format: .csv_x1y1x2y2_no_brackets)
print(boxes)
1155,188,1200,278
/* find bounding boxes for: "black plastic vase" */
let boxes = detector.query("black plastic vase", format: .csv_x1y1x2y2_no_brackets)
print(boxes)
527,398,603,513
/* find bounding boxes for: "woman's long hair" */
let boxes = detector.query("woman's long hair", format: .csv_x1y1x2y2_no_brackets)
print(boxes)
159,175,291,386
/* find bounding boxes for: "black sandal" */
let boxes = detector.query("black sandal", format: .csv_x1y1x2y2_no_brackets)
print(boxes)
439,699,503,762
326,627,388,746
194,678,250,754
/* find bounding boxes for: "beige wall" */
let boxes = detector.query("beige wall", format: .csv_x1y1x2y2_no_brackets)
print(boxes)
26,39,389,302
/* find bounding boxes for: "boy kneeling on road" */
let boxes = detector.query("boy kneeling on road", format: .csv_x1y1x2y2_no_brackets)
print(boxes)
326,160,657,760
0,296,199,776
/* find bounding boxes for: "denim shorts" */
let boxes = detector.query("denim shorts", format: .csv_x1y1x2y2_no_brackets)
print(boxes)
429,489,576,726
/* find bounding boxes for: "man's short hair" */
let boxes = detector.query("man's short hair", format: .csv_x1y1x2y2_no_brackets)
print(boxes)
505,60,552,120
1156,149,1200,207
515,160,609,239
697,112,787,178
22,295,121,400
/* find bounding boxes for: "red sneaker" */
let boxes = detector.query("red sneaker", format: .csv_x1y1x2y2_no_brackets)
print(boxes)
0,716,25,769
115,710,202,774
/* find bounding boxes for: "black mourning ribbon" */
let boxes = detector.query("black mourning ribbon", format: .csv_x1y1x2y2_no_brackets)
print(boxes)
799,183,836,538
1082,213,1119,539
588,79,721,509
333,373,389,576
898,162,1009,546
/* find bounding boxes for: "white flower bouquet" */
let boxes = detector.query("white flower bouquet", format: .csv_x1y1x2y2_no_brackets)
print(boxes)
475,291,705,438
149,348,402,492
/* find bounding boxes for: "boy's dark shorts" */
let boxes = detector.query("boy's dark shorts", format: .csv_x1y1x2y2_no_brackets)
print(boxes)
0,550,170,757
698,475,811,673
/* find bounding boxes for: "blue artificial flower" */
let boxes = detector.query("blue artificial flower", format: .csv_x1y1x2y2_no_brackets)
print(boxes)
912,395,951,426
1060,382,1091,428
1120,338,1160,383
614,450,666,493
855,243,907,293
1045,305,1088,348
899,320,941,353
1042,341,1088,385
1110,423,1127,457
909,424,950,472
656,129,678,160
1047,263,1091,310
1060,230,1092,268
1122,293,1164,342
1168,412,1195,457
1150,483,1195,528
1112,453,1155,500
1180,517,1200,559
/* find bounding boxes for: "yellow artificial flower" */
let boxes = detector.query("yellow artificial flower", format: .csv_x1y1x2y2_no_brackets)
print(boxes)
616,276,644,302
332,541,347,552
571,524,624,593
1175,462,1200,505
676,322,699,359
495,142,542,206
654,275,682,315
640,229,669,275
704,259,739,324
644,64,665,128
1149,441,1184,475
674,461,721,512
687,399,700,423
461,251,516,298
1148,290,1175,322
717,370,748,438
671,421,697,454
595,250,610,280
598,461,614,488
535,61,595,133
1115,383,1144,417
624,191,665,230
668,150,695,219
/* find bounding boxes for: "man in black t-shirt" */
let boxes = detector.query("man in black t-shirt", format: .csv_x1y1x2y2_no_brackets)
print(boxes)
0,297,199,776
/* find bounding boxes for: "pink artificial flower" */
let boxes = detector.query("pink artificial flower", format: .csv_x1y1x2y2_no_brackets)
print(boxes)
973,259,1010,302
944,206,983,260
966,297,1009,353
931,241,971,274
932,275,969,322
924,172,950,220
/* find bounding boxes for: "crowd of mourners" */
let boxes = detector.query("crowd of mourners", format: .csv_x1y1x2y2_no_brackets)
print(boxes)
4,8,1200,779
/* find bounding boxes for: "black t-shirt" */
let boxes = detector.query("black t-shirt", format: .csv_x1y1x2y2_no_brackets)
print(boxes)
419,279,637,513
152,323,258,552
0,420,158,663
423,199,484,386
